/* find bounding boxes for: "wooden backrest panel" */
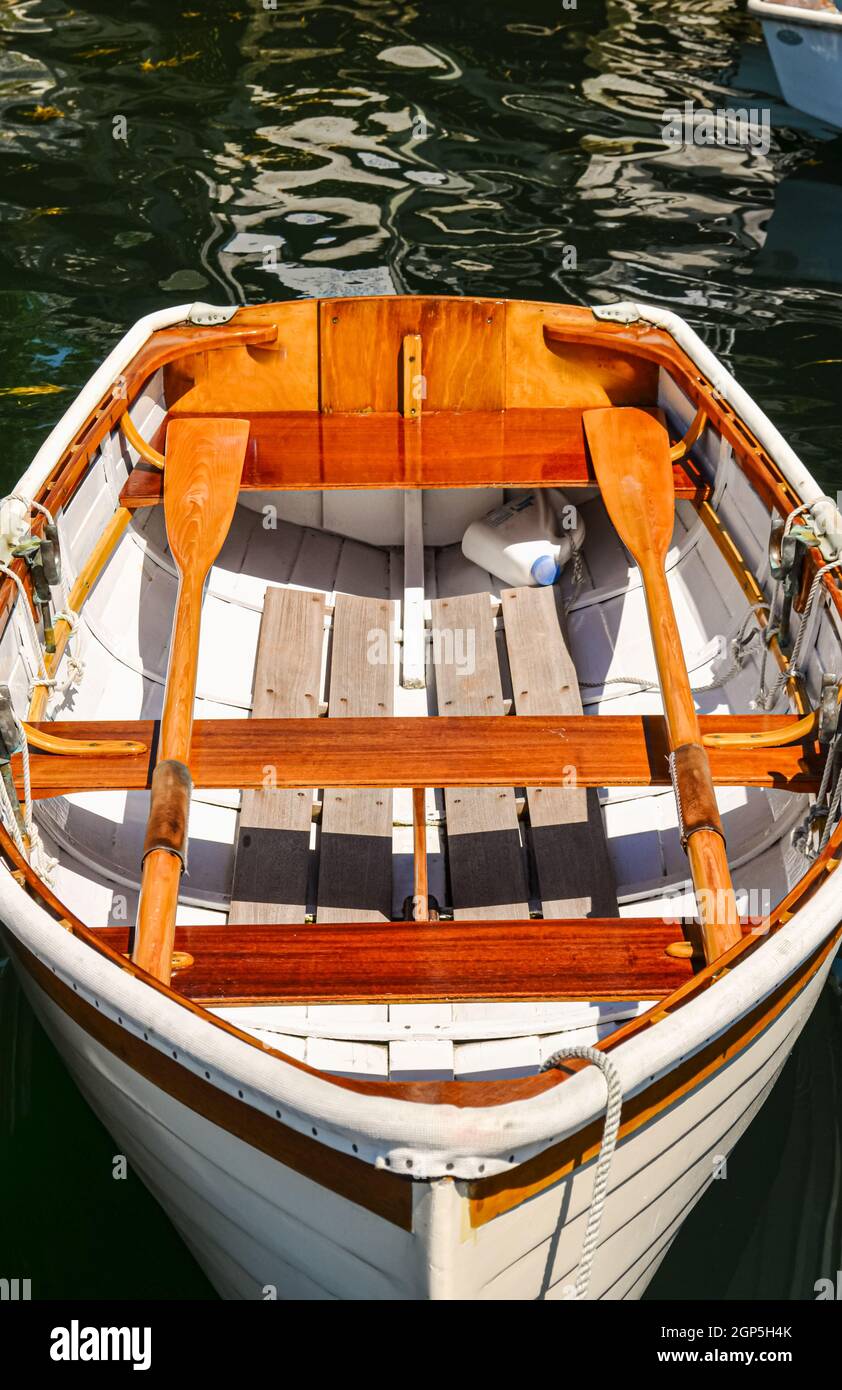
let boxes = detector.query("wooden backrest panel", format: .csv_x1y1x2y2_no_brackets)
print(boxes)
319,296,506,413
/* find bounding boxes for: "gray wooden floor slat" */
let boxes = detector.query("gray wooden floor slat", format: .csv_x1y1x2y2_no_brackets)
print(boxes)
432,592,530,920
229,587,325,924
317,592,395,922
502,585,618,917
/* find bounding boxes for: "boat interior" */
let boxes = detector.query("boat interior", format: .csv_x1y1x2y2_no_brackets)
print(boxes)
2,296,838,1084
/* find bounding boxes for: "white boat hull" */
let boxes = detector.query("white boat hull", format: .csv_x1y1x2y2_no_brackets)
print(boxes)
751,2,842,129
13,932,835,1300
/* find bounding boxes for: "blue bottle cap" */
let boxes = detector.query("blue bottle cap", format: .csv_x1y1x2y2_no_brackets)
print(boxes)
530,554,560,586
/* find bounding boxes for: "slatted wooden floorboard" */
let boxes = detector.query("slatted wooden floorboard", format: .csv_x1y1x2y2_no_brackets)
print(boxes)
502,585,619,917
229,587,325,923
316,592,395,922
431,592,530,919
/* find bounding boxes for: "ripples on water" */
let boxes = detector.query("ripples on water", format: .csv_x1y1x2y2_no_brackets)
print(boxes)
0,0,841,1298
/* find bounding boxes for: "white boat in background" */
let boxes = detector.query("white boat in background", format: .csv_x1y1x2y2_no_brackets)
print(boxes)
749,0,842,128
2,293,842,1300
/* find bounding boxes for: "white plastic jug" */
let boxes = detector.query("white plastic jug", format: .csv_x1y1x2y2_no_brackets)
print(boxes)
461,489,585,587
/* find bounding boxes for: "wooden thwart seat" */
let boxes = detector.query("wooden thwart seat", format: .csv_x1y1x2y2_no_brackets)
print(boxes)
96,917,759,1004
119,409,708,508
16,713,821,798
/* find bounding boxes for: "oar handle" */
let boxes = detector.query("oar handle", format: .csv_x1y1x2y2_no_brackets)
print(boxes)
687,833,741,961
133,759,192,983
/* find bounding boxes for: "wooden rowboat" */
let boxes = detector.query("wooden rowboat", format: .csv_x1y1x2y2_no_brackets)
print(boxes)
2,293,841,1300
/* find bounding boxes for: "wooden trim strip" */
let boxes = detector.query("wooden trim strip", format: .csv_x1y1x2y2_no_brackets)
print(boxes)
467,920,842,1226
3,929,413,1230
13,713,821,799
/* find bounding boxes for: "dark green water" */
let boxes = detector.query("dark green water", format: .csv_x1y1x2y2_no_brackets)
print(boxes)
1,0,841,1299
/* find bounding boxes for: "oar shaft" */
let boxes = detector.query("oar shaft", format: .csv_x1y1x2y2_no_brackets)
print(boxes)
134,756,193,983
643,567,701,747
159,575,204,764
642,566,741,959
130,416,248,984
133,579,203,983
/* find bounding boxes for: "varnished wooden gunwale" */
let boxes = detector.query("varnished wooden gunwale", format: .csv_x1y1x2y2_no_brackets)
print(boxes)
12,714,822,799
94,918,718,1004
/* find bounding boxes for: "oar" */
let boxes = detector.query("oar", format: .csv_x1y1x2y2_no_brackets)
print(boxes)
583,407,743,963
132,417,249,983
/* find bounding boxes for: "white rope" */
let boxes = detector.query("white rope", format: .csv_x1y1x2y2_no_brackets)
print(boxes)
540,1046,623,1300
9,706,57,883
579,603,769,698
0,768,26,857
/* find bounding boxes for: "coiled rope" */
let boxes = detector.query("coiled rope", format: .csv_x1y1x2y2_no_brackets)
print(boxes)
540,1046,623,1300
578,602,768,698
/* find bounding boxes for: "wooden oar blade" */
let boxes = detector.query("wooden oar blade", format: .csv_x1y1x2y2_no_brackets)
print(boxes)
583,407,676,564
163,417,250,579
